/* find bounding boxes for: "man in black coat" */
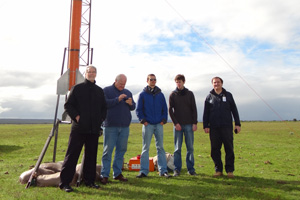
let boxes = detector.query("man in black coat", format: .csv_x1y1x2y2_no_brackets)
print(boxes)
203,77,241,178
59,66,107,192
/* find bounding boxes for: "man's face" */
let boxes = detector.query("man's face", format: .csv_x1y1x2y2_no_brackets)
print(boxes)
85,67,97,82
115,78,126,91
212,78,223,91
147,76,156,87
176,80,185,90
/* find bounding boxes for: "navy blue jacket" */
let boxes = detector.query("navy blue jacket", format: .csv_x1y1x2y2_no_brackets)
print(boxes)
103,83,136,127
203,88,241,129
136,86,168,125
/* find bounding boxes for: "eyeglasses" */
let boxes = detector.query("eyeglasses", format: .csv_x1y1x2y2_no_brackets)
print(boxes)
149,78,156,81
87,71,96,74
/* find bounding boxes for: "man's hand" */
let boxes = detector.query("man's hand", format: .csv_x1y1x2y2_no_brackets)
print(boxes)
204,128,210,134
118,94,127,102
192,124,197,132
75,115,80,123
125,97,132,106
235,126,241,134
175,123,181,131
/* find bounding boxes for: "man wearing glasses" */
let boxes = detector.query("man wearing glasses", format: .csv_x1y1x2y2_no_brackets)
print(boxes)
136,74,170,178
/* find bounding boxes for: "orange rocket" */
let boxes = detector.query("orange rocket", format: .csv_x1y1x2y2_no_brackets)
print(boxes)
57,0,84,95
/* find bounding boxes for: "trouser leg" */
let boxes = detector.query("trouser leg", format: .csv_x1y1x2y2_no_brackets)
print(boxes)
173,127,183,172
140,124,153,175
83,134,99,184
101,127,117,178
154,124,167,175
222,127,234,173
184,125,195,173
210,128,223,172
113,127,129,178
60,131,84,187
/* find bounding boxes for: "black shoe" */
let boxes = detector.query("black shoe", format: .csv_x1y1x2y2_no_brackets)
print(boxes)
136,173,147,178
188,171,197,176
61,185,74,192
86,183,100,189
161,172,170,178
173,170,180,177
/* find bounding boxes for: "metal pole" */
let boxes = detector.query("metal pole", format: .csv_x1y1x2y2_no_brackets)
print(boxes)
26,47,68,188
87,0,92,65
26,118,58,188
90,48,93,64
52,120,60,162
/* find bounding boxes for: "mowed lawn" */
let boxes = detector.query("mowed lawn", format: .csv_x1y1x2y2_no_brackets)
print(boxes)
0,121,299,200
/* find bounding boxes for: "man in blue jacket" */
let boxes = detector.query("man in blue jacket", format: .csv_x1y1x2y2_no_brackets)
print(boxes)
136,74,170,178
100,74,136,184
203,77,241,178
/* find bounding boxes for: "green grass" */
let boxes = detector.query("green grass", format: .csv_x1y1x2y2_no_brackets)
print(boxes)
0,122,299,200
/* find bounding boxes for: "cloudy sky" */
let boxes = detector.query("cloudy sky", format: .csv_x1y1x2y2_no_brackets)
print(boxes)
0,0,299,121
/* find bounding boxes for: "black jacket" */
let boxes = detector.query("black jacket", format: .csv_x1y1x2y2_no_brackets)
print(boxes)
169,87,198,125
64,79,107,134
203,88,240,129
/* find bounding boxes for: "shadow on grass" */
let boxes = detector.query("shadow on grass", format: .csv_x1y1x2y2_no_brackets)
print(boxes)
0,145,23,154
95,173,300,200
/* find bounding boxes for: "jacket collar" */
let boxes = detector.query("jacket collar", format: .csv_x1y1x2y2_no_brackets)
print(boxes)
174,87,188,96
84,79,96,85
210,88,226,96
144,86,161,95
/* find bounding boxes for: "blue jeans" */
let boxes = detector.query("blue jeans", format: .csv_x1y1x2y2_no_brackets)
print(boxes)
101,127,129,178
173,124,195,173
140,124,168,175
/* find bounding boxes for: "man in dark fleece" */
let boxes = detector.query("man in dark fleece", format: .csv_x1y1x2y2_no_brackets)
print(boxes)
169,74,198,177
203,76,241,178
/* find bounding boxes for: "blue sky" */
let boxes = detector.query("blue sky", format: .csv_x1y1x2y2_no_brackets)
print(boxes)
0,0,299,121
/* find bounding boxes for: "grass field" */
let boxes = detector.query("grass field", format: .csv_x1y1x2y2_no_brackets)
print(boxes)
0,122,299,200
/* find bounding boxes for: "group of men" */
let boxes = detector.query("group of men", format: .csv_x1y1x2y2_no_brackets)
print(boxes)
59,65,241,192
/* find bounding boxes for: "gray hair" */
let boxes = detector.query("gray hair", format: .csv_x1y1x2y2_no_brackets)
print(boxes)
115,74,127,82
86,65,97,73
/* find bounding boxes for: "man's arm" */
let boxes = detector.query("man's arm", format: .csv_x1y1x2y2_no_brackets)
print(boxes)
161,94,168,124
136,93,146,123
64,86,80,121
168,93,178,125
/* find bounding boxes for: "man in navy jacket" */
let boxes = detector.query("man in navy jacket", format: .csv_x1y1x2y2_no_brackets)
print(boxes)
203,76,241,178
136,74,170,178
100,74,136,184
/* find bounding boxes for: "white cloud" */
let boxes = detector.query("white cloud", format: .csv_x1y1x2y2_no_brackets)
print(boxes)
0,0,299,121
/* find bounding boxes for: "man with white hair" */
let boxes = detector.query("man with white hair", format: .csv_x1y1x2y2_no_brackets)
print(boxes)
100,74,136,184
59,66,107,192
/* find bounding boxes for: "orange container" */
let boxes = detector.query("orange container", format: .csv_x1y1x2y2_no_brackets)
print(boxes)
128,156,155,172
